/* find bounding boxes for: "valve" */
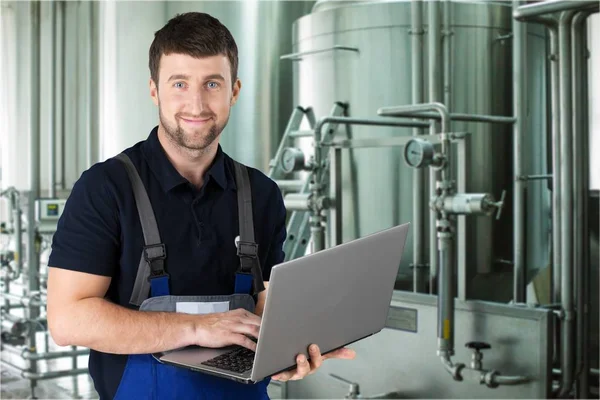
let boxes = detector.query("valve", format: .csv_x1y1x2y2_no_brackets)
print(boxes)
485,190,506,220
465,341,491,371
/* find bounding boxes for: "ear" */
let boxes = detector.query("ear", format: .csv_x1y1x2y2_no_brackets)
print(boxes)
150,78,159,106
230,78,241,107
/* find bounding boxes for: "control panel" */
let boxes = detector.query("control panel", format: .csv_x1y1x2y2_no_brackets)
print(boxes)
35,198,67,233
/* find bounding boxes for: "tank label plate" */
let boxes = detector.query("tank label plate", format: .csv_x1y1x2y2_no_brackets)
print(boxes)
386,306,418,333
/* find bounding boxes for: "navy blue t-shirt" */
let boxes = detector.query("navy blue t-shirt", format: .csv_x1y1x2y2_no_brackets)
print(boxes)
48,127,287,399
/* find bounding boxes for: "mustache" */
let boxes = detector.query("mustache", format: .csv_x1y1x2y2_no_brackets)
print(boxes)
176,113,215,120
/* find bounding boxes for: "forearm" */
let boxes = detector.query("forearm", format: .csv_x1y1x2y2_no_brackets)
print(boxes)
51,297,196,354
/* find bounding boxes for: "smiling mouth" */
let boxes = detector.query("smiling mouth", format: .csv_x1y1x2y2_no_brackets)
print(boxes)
180,117,211,124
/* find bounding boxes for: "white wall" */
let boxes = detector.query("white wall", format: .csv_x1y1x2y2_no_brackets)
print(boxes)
99,0,166,160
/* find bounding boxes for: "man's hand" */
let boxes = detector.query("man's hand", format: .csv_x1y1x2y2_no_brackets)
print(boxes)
193,308,261,351
271,344,356,382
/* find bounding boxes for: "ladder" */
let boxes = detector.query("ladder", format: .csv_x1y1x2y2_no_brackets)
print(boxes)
268,103,347,261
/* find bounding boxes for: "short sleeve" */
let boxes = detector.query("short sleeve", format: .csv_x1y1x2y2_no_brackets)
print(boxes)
48,165,121,277
261,183,287,281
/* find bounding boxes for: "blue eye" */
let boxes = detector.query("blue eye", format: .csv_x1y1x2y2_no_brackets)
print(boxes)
207,81,219,89
174,82,185,89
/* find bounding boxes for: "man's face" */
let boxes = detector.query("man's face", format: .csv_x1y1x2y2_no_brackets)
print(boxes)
150,53,241,151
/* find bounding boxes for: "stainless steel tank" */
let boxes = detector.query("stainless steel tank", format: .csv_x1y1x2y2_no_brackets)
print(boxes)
289,0,549,299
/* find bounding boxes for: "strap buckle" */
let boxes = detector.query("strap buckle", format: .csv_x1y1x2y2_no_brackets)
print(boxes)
236,241,258,258
143,244,168,281
143,243,166,261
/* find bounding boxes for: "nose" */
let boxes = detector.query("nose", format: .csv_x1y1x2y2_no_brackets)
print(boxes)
188,89,207,115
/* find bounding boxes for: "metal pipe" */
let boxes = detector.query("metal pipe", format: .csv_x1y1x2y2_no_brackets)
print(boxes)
60,1,66,190
389,111,515,125
571,8,597,398
86,1,93,168
49,0,56,198
289,130,315,138
28,15,42,400
518,174,553,181
22,368,89,381
429,0,442,105
437,229,454,356
310,116,430,253
284,193,311,211
377,105,450,136
490,374,531,386
317,117,429,132
3,292,46,307
0,344,86,361
513,1,593,21
571,12,585,398
557,10,578,398
579,11,592,398
442,0,451,110
0,304,25,312
10,191,23,279
21,348,89,361
512,0,527,304
553,368,600,377
312,115,330,253
547,23,562,305
411,0,426,293
275,180,304,192
428,1,441,294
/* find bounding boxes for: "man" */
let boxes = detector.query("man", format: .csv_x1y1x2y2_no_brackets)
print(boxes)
46,11,355,400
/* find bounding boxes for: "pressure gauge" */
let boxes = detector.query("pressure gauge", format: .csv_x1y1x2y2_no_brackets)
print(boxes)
280,147,306,174
404,138,435,168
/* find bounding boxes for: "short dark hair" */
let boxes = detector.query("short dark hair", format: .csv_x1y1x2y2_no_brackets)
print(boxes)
149,12,239,86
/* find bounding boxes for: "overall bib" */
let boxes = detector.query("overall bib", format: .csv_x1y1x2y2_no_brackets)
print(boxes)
111,153,270,400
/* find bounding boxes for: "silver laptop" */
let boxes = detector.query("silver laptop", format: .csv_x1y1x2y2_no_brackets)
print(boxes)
158,222,410,384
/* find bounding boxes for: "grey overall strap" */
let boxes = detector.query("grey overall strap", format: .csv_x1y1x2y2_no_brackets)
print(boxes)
233,161,265,294
114,153,166,306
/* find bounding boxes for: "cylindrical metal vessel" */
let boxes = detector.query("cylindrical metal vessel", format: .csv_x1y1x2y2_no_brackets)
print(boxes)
290,0,548,297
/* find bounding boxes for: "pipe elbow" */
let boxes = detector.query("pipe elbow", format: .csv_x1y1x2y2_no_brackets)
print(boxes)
484,370,530,388
439,353,464,381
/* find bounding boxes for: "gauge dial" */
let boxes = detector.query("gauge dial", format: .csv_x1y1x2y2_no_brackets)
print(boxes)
280,147,305,173
404,138,435,168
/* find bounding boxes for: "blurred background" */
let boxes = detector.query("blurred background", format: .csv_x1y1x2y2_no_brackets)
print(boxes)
0,0,599,399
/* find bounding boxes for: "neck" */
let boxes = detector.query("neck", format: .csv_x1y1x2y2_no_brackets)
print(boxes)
157,125,218,189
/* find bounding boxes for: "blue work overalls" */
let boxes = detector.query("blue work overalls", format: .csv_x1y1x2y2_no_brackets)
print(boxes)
112,153,271,400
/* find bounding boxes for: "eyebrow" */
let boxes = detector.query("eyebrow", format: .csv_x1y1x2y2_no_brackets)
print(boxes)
167,73,226,82
203,74,226,82
167,74,191,82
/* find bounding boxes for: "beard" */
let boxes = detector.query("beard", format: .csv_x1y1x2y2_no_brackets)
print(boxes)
159,106,229,152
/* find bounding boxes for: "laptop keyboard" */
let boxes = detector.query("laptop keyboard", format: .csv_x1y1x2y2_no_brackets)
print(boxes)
201,346,255,373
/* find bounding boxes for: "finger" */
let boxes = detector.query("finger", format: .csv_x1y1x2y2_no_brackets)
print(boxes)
230,333,257,351
323,347,356,360
233,322,260,340
307,344,323,373
293,353,311,379
232,309,262,326
272,369,296,382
